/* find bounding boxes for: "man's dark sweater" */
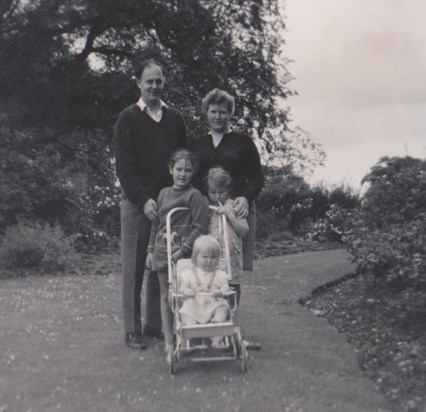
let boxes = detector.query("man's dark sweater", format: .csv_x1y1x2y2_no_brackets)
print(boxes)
114,104,187,208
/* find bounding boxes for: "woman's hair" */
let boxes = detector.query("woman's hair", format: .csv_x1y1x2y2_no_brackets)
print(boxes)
207,167,231,191
201,88,235,116
134,58,163,80
191,235,221,265
168,149,199,175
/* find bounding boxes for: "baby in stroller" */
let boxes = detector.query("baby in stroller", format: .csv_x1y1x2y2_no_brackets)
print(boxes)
179,235,231,327
166,214,249,373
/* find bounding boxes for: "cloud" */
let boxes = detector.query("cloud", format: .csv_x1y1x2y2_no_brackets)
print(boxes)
284,0,426,187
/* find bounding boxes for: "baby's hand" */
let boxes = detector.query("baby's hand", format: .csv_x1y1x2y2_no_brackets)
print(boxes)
183,290,195,299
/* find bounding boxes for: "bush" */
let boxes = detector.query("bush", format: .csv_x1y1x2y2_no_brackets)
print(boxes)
361,156,426,228
304,204,352,243
257,165,360,242
344,156,426,291
0,221,77,273
345,213,426,290
0,125,120,252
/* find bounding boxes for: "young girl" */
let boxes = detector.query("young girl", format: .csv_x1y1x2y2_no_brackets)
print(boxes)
179,235,231,325
146,149,209,352
206,167,249,284
206,168,262,350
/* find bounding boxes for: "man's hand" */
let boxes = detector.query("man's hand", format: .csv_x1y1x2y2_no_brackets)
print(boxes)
233,196,249,218
143,199,159,222
172,249,184,263
145,252,153,270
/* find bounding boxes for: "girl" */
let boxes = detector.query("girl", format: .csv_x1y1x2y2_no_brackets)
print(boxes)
206,167,249,284
206,168,262,350
146,149,209,352
179,235,231,325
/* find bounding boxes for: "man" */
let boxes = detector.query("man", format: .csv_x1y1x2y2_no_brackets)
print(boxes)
114,59,187,349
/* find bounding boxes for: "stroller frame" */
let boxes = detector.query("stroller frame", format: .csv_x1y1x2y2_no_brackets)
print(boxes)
165,206,248,374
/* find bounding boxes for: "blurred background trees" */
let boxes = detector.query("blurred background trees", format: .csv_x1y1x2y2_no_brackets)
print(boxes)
0,0,313,251
1,1,424,292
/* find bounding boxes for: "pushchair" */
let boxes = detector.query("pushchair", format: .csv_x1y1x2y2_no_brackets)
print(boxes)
165,206,249,374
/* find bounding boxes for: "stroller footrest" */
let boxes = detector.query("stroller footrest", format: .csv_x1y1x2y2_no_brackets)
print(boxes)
180,322,235,339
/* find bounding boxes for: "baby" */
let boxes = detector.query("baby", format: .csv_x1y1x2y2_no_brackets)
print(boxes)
178,235,231,325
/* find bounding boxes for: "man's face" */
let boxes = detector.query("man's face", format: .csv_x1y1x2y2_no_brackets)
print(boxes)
136,64,164,105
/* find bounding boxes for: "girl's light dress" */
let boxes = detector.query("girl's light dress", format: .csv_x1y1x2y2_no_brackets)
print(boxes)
208,199,244,282
179,267,230,324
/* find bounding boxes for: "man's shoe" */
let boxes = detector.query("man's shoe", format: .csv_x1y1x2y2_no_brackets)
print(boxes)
125,333,147,350
143,325,164,340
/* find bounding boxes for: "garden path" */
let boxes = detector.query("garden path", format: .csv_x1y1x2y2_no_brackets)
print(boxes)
0,250,391,411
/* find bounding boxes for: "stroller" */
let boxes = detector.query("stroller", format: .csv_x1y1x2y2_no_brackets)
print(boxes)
165,206,249,374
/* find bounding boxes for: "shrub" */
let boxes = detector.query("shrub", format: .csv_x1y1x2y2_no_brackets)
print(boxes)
304,204,352,243
361,156,426,228
344,213,426,290
257,165,360,242
344,156,426,291
0,221,77,273
0,125,120,252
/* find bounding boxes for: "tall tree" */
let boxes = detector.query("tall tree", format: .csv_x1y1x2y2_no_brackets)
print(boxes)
0,0,322,242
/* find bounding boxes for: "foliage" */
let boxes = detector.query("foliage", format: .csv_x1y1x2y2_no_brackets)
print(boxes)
0,0,328,249
304,204,353,243
344,212,426,290
257,165,360,241
0,125,119,251
0,0,293,141
361,156,426,228
344,156,426,290
0,221,77,272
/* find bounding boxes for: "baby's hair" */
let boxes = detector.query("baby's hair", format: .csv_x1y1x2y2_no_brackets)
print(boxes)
168,149,199,175
207,167,231,190
191,235,220,265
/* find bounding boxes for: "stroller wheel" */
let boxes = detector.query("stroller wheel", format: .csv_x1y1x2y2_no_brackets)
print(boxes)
167,344,176,375
240,340,248,373
232,332,241,358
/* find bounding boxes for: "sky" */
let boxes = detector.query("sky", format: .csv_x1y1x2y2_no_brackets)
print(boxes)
283,0,426,189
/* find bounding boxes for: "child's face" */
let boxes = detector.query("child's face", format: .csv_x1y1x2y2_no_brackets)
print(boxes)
170,159,194,189
195,251,219,273
208,184,228,205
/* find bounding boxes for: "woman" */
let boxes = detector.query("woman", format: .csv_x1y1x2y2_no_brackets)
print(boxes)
189,88,263,272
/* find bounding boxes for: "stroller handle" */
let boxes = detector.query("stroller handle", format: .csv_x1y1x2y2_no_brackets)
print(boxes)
165,205,233,285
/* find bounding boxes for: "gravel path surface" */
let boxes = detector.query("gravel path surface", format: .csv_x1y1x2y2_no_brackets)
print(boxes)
1,250,391,412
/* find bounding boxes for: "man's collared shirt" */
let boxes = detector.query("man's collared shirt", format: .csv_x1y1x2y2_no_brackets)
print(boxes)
136,98,168,122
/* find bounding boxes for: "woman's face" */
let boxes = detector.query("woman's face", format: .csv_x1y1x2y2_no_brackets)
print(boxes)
206,103,231,133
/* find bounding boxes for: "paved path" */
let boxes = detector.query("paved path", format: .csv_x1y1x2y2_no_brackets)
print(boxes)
0,250,391,412
240,250,391,412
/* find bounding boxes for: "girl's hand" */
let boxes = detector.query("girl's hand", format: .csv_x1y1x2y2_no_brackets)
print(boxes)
216,204,226,215
212,291,223,298
145,252,153,270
